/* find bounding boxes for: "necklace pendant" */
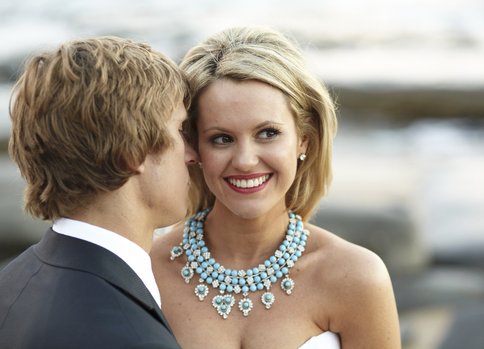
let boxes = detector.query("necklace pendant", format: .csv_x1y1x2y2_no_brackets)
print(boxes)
238,295,253,316
261,292,275,309
194,284,209,301
281,277,295,295
181,265,194,283
170,245,183,260
212,294,235,319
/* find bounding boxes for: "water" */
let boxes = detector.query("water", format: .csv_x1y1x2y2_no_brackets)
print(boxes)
0,0,483,82
0,85,11,139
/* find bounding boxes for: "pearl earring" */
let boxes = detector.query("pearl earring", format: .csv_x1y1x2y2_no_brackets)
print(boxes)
198,162,203,169
298,153,306,161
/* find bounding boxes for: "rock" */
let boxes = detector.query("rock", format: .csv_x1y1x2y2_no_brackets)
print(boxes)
334,86,484,121
399,305,454,349
434,245,484,269
438,303,484,349
393,266,484,311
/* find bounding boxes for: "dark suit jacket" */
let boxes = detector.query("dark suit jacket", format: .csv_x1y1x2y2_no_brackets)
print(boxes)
0,228,180,349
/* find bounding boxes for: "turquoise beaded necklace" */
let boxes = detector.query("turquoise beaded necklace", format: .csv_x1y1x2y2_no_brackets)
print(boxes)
170,208,309,319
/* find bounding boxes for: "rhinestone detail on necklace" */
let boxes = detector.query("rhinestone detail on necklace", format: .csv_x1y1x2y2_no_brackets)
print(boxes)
170,208,309,319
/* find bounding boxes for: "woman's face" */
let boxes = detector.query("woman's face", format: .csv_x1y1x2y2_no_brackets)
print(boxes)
196,79,307,219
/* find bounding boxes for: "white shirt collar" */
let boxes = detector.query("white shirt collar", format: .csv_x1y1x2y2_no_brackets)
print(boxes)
52,217,161,308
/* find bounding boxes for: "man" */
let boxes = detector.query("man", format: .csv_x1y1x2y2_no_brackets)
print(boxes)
0,37,197,348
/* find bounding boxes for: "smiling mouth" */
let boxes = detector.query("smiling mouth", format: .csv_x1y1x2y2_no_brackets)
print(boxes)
226,174,271,189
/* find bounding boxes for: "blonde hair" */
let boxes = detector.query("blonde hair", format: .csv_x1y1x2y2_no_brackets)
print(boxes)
9,36,189,220
181,26,337,220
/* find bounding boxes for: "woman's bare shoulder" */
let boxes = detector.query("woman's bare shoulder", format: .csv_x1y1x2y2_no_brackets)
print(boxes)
305,222,399,342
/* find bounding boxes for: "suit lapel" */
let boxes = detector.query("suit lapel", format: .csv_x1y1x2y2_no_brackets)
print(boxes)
34,228,173,332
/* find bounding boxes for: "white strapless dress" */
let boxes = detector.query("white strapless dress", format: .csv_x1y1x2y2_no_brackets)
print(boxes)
298,331,341,349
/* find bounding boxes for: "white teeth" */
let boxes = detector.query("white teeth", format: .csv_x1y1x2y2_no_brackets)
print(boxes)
228,175,270,189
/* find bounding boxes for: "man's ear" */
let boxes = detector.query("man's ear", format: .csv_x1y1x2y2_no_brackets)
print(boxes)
135,162,145,174
125,156,145,175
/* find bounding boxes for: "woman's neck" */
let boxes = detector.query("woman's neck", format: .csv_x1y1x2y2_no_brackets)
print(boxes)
202,202,290,269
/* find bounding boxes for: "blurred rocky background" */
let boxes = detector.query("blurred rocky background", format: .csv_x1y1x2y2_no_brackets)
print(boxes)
1,1,483,348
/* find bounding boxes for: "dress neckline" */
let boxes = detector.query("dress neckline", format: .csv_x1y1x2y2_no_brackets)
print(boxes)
298,331,341,349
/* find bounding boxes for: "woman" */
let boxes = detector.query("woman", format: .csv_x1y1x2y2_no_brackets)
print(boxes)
151,27,401,348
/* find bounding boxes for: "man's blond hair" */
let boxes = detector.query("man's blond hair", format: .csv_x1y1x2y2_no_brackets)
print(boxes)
10,36,189,220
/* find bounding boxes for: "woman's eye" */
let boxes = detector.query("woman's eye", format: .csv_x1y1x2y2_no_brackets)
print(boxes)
211,134,233,145
179,120,191,140
258,128,281,139
179,129,189,141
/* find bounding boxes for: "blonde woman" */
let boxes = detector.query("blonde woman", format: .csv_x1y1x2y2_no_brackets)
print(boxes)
152,27,400,349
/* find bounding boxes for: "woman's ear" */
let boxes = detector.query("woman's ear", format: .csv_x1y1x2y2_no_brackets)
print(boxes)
298,134,309,155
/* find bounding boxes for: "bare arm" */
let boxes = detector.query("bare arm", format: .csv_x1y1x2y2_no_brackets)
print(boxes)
333,248,401,348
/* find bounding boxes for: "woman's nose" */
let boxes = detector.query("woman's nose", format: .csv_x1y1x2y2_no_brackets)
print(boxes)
231,141,258,171
185,142,199,165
